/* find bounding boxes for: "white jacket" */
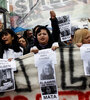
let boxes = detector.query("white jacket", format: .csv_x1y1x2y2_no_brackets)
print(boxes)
3,48,23,59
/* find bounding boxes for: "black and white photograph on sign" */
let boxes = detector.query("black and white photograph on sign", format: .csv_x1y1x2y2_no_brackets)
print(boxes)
57,15,71,42
60,28,70,37
41,85,57,95
0,68,15,92
59,25,71,41
57,15,70,25
40,62,55,80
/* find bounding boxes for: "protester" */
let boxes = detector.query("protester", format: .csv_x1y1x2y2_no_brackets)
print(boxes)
23,29,34,47
73,28,89,47
76,31,90,47
50,11,59,42
50,11,72,47
30,26,59,53
33,25,42,37
0,29,23,60
83,32,90,44
18,36,31,55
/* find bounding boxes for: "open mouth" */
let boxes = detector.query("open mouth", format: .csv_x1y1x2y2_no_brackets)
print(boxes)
40,38,45,41
3,40,8,43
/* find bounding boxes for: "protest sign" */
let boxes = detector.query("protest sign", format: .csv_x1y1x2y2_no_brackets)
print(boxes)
57,15,71,41
34,49,59,100
0,59,15,92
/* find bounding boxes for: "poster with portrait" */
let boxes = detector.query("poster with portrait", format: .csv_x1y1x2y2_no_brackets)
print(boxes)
0,59,15,92
34,49,59,100
37,60,59,100
37,59,55,82
0,67,15,92
57,15,71,41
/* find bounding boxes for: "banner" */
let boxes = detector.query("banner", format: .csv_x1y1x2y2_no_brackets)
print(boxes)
9,0,90,32
0,48,90,100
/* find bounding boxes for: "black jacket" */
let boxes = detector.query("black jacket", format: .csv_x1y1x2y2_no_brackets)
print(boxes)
0,43,4,58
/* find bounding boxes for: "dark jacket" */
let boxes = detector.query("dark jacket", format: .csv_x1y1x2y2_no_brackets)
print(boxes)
0,43,4,58
50,18,60,42
50,17,67,47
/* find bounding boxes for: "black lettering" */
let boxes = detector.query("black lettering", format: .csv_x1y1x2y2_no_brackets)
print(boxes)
15,58,32,92
59,47,87,90
48,95,50,98
54,94,57,98
43,95,48,99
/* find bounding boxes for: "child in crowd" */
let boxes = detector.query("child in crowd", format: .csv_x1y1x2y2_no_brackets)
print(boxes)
0,29,23,60
30,26,59,53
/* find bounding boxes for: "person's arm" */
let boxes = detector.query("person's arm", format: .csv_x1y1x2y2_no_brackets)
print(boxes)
50,11,60,42
50,11,65,47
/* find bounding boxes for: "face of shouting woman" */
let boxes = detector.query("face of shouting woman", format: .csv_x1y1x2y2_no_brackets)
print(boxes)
1,33,14,46
37,29,49,45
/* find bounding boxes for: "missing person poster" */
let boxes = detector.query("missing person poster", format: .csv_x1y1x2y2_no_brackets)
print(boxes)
57,15,71,41
80,44,90,76
37,59,55,82
0,59,15,92
34,49,59,100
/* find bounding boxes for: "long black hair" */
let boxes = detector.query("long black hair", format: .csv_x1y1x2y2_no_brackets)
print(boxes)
35,26,54,50
0,28,22,52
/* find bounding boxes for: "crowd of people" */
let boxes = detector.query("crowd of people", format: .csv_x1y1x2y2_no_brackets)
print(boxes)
0,11,90,60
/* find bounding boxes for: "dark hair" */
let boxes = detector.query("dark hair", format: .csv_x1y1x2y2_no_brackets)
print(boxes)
33,25,42,36
23,29,32,38
0,28,22,52
18,36,29,46
35,26,54,49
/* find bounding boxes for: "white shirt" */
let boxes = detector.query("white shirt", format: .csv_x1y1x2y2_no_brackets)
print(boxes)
3,48,23,59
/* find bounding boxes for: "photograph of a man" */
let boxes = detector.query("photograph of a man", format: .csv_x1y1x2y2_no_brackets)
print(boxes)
40,62,54,80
